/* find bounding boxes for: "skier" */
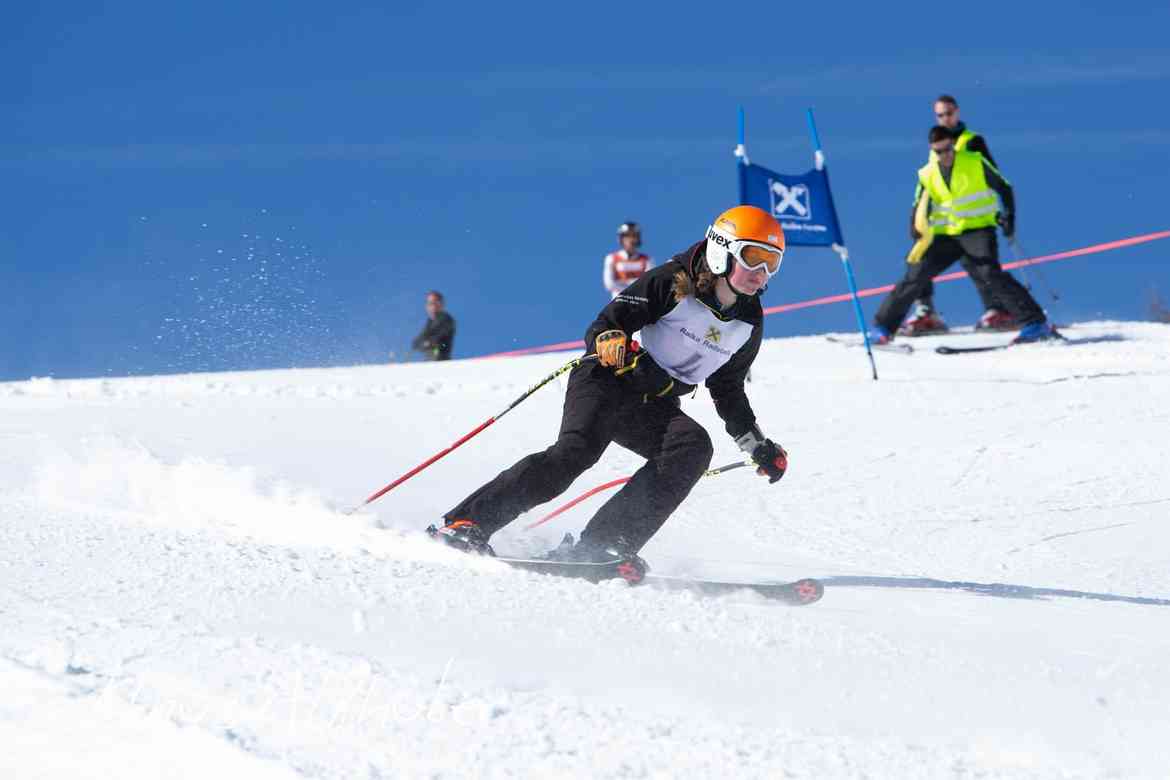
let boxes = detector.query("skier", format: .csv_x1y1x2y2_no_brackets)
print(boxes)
603,221,654,298
432,206,789,566
409,290,456,361
871,127,1059,346
901,94,1019,336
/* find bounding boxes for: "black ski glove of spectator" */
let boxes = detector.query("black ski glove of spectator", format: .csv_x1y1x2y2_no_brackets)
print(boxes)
997,212,1015,240
735,425,788,484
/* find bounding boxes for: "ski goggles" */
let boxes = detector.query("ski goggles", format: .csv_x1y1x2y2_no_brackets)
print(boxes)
706,226,785,276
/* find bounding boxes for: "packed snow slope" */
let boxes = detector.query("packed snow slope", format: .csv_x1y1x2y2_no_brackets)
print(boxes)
3,320,1169,779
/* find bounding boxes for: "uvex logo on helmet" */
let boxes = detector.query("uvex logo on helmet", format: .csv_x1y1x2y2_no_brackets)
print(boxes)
705,227,733,247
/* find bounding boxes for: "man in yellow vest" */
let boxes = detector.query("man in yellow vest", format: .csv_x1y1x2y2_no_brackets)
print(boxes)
871,126,1060,345
901,94,1018,335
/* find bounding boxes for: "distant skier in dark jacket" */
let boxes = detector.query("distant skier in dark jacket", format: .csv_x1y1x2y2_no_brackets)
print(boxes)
432,206,790,566
410,291,455,361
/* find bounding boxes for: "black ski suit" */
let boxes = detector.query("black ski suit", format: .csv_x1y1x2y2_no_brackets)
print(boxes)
444,242,764,552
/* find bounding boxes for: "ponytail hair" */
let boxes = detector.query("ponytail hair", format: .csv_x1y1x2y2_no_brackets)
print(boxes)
672,248,717,302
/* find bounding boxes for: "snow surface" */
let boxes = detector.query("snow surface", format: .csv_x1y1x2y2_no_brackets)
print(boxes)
3,320,1169,779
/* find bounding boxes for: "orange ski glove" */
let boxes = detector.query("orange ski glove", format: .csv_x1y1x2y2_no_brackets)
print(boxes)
595,330,628,368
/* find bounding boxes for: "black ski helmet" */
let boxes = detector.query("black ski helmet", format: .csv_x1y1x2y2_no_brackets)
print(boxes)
617,221,642,249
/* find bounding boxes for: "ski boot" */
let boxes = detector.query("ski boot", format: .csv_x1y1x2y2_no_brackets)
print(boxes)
549,533,648,584
868,324,893,346
976,308,1020,332
1012,319,1064,344
897,304,949,337
426,519,495,556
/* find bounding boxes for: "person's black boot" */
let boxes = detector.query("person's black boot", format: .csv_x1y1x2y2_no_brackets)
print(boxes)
426,519,495,556
570,534,648,583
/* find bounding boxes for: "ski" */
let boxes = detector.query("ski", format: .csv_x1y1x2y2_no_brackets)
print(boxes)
495,556,823,606
935,343,1012,355
495,555,649,584
645,574,824,606
431,527,822,606
936,335,1067,355
825,336,913,355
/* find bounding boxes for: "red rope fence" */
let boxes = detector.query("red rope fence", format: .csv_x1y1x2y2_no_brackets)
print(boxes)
481,230,1170,359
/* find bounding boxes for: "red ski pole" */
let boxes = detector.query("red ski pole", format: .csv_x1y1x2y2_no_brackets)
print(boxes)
523,458,754,530
347,354,596,513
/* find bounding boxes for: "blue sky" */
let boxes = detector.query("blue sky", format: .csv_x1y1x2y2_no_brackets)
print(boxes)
3,2,1169,379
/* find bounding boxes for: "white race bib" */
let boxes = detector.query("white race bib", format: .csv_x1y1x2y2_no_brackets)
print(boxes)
638,297,753,385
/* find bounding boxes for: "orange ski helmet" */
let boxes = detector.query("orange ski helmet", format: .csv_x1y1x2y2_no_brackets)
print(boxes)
704,205,786,276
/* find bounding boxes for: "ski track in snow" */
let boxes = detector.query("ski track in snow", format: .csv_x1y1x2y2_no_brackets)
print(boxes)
2,320,1169,778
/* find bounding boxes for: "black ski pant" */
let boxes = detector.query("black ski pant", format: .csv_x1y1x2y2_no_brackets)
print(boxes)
876,228,1043,333
914,256,1002,313
444,360,714,552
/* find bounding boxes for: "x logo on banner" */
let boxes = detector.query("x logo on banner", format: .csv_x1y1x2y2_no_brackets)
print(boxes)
771,181,809,219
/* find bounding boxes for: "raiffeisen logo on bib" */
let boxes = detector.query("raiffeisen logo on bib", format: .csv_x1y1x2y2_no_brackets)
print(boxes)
680,326,732,356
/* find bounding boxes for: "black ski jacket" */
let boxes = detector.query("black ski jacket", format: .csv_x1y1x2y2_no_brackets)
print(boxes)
584,240,763,439
412,311,456,360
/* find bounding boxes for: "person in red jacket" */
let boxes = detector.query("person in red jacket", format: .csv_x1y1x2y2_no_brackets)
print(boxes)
603,221,654,298
433,206,789,567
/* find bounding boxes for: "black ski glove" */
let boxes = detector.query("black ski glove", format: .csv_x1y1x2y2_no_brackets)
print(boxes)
735,426,788,484
752,440,788,483
997,212,1015,240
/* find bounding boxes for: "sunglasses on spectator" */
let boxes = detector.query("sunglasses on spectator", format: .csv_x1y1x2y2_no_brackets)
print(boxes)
936,109,956,118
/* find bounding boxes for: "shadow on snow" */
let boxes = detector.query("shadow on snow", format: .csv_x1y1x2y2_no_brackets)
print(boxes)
820,575,1170,607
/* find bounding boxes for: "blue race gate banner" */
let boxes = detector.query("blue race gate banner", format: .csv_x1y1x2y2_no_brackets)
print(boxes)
740,162,844,247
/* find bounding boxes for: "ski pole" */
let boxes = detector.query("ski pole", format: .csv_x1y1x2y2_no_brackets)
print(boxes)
523,458,754,530
348,353,597,513
1008,236,1061,303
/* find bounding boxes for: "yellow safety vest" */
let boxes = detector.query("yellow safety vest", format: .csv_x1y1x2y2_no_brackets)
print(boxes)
954,128,977,151
917,150,999,236
928,128,980,162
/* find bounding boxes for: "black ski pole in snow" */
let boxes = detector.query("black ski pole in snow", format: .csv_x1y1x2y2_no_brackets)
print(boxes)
524,458,755,530
347,353,597,514
1009,236,1061,304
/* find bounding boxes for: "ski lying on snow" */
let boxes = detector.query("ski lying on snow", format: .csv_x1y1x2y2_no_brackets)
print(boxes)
494,556,824,606
824,336,913,355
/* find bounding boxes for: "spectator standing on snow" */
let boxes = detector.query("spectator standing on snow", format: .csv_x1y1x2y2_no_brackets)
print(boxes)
603,221,654,298
410,290,456,361
901,94,1019,336
871,127,1059,346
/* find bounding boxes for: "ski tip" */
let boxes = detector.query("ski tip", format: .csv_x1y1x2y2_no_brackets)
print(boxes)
791,577,824,605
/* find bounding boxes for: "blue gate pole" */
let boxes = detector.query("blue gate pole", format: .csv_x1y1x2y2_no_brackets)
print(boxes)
807,108,878,380
736,106,749,204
